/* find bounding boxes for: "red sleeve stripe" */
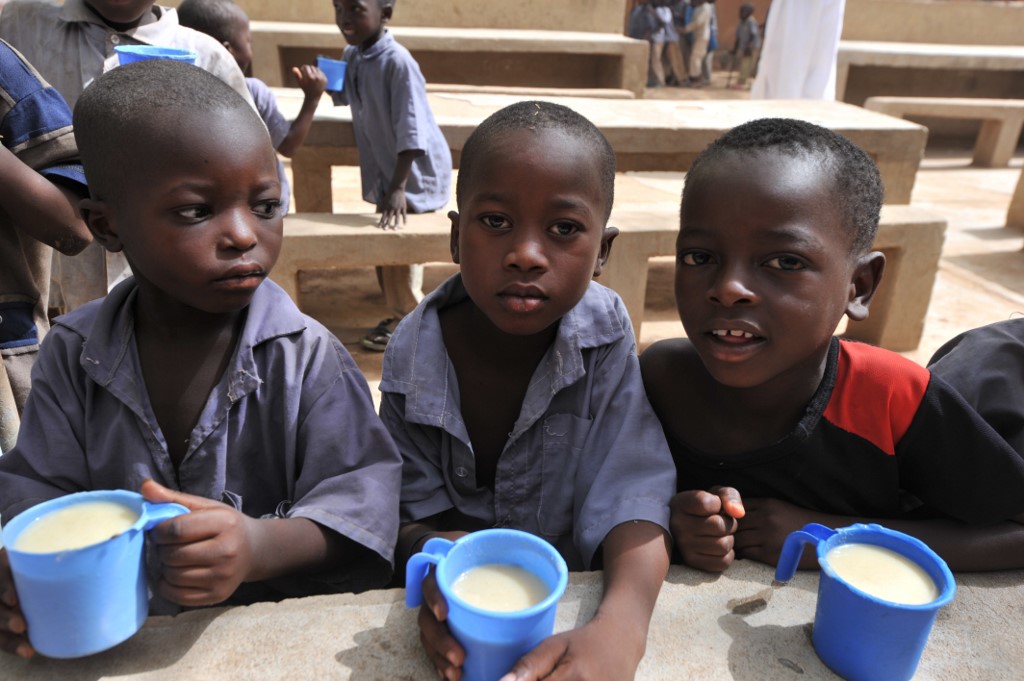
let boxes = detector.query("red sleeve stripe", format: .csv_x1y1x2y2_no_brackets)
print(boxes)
823,341,930,456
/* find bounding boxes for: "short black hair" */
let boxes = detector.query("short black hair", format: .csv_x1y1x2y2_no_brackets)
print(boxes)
74,59,266,201
177,0,245,45
683,117,883,253
456,100,617,221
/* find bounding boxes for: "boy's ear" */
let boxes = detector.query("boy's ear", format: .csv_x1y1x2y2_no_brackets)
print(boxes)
845,250,886,321
591,226,619,277
79,198,124,253
448,210,461,264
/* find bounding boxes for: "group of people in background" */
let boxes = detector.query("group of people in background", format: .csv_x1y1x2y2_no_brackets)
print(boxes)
629,0,729,90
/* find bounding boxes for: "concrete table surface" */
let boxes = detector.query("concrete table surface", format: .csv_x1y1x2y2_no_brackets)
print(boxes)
275,91,927,209
5,561,1020,680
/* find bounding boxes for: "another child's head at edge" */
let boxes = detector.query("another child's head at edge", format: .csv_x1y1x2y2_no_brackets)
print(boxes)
333,0,394,51
177,0,253,74
449,100,618,338
73,60,283,318
677,117,885,389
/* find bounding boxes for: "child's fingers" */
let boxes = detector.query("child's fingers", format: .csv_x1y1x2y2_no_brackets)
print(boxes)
709,486,746,519
670,489,724,517
140,479,225,513
417,603,464,677
498,633,568,681
421,570,449,622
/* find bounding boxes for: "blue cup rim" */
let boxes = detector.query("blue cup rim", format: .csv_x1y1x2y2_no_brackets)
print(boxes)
817,523,956,611
435,529,569,619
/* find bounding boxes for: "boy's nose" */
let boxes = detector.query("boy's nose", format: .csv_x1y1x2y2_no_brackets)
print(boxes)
503,233,548,272
220,213,259,251
709,266,757,306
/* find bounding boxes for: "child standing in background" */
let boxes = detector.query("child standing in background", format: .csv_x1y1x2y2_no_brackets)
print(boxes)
641,118,1024,574
177,0,327,216
383,100,675,681
0,0,254,314
0,40,91,452
0,60,402,658
329,0,452,351
730,2,761,90
683,0,711,87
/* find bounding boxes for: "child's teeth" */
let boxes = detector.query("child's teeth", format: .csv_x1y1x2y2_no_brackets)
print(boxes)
714,329,753,338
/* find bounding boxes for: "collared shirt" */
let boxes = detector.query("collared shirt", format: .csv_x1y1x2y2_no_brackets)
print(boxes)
0,278,403,597
0,39,86,352
379,275,676,571
330,30,451,213
0,0,256,312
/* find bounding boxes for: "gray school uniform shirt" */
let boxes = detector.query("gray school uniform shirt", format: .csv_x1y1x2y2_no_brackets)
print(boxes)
0,278,402,599
330,30,451,212
379,275,676,571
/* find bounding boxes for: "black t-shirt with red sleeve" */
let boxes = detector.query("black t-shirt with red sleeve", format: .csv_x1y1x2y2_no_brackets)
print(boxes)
671,338,1024,524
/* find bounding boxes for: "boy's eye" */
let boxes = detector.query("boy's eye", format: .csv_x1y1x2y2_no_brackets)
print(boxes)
481,214,510,230
678,251,712,266
253,200,281,219
764,255,806,271
177,205,212,221
549,221,581,237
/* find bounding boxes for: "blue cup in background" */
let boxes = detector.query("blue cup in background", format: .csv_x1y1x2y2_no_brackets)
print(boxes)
316,55,347,92
114,45,198,66
406,528,568,681
2,489,189,658
775,523,956,681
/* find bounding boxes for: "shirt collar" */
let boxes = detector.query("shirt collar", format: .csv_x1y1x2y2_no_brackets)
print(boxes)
358,29,394,60
58,0,166,35
381,273,628,425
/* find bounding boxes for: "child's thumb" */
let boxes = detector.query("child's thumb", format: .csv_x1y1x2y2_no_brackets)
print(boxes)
139,479,221,512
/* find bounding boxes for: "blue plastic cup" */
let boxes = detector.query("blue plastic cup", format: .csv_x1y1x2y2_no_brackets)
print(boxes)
775,523,956,681
316,55,347,92
114,45,198,66
2,490,190,658
406,528,568,681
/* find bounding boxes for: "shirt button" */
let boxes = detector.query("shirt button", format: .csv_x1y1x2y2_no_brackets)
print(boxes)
110,34,120,44
454,466,468,478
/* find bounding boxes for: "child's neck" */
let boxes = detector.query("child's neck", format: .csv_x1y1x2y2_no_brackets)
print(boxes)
359,27,386,51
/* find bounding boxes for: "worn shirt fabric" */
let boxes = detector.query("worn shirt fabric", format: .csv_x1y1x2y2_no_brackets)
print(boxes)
929,318,1024,457
329,30,451,213
0,0,255,312
0,39,86,414
247,77,291,216
379,274,676,571
0,278,403,600
670,338,1024,525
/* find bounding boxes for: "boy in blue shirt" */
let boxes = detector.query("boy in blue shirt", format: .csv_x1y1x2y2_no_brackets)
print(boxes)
329,0,452,351
641,118,1024,574
0,60,402,658
382,101,676,681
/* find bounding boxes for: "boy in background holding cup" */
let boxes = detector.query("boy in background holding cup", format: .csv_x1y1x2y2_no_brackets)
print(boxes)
383,100,676,681
640,118,1024,574
0,60,402,658
330,0,452,352
177,0,327,216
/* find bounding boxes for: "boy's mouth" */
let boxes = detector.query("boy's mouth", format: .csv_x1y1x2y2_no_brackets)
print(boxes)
708,327,765,346
498,285,548,313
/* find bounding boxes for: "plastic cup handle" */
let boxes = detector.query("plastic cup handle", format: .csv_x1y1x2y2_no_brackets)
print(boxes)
774,523,837,583
405,537,455,607
140,501,190,531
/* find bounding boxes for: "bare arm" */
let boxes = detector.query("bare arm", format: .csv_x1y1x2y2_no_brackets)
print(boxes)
0,145,90,255
275,65,327,158
736,498,1024,572
499,521,670,681
379,149,418,230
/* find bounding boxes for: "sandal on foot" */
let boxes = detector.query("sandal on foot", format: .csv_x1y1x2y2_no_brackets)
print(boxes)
361,318,395,352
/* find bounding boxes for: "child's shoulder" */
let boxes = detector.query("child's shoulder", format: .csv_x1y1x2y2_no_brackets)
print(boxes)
639,337,704,388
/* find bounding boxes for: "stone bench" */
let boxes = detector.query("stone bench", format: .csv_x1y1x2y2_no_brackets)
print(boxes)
272,204,947,352
1009,169,1024,229
249,22,649,96
837,40,1024,104
863,96,1024,168
274,91,928,210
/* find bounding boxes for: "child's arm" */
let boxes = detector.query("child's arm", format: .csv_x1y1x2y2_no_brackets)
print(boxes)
0,550,32,659
274,65,327,158
670,486,746,572
499,521,670,681
0,145,90,255
735,498,1024,571
378,149,418,230
141,479,350,606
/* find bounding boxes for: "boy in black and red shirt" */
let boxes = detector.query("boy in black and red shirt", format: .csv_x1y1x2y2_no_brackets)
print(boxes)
641,117,1024,573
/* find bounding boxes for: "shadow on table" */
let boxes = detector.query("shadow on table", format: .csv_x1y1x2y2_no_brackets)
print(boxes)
718,611,828,680
6,606,221,680
334,600,433,679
